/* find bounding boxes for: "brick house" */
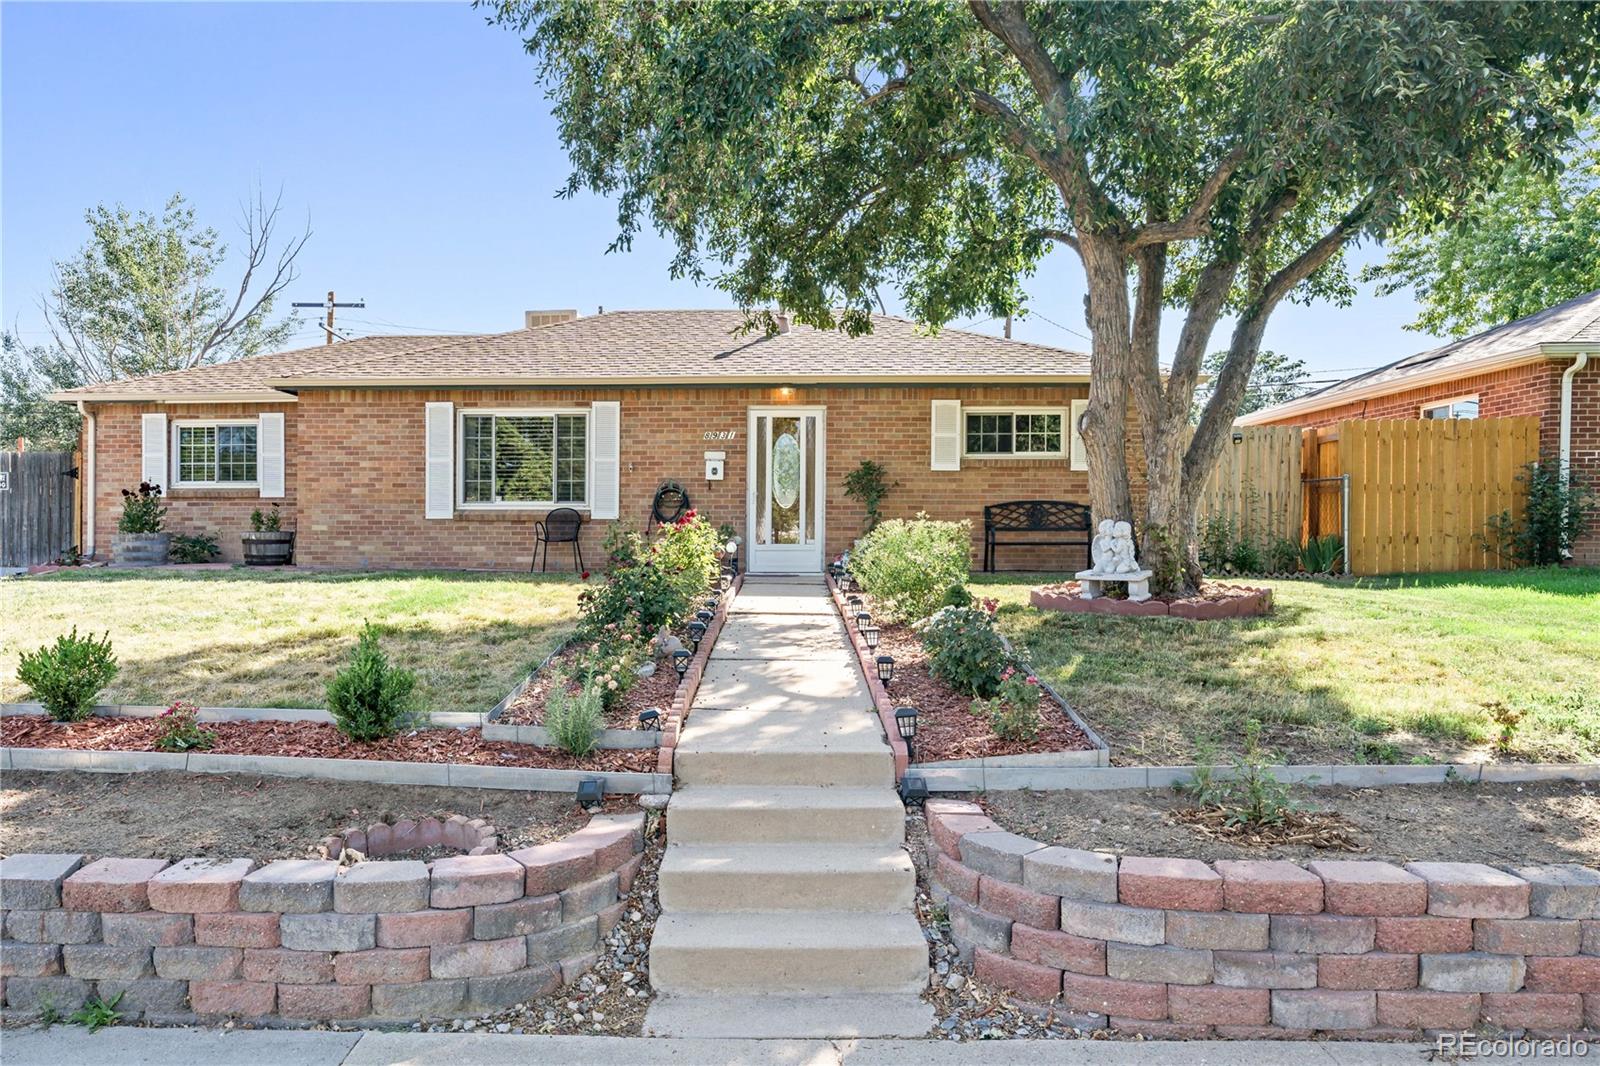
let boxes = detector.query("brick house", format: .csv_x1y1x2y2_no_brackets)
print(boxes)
55,310,1099,573
1239,289,1600,565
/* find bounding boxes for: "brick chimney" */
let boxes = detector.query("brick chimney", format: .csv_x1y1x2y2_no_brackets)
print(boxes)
525,309,579,329
774,311,791,335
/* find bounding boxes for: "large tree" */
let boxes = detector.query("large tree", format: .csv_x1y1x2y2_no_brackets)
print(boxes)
1362,112,1600,337
42,189,309,383
0,331,82,451
1192,349,1309,422
490,0,1600,592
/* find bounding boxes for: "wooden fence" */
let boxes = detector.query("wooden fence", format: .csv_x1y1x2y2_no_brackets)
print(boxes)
0,450,79,569
1194,425,1304,547
1332,416,1539,575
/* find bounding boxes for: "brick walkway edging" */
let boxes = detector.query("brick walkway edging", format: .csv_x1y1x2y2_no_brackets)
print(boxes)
925,799,1600,1039
0,812,648,1024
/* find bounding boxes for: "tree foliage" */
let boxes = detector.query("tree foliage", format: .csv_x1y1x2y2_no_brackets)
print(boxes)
1,331,82,451
1362,113,1600,338
42,190,308,383
489,0,1600,592
1192,349,1309,422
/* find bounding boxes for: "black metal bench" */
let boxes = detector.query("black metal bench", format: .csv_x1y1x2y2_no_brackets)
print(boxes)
982,500,1093,573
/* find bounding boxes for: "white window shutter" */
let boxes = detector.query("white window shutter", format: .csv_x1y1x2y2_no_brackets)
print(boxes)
930,400,962,471
258,413,285,498
424,402,454,519
141,413,167,487
1070,398,1089,471
590,400,621,519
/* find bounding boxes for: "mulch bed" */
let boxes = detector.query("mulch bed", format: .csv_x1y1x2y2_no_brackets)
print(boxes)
980,780,1600,866
876,622,1093,763
0,715,656,772
1031,579,1271,619
501,641,681,729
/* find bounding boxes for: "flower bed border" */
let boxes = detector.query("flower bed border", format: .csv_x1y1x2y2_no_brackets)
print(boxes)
925,798,1600,1040
1030,582,1274,620
825,574,1108,781
0,812,648,1025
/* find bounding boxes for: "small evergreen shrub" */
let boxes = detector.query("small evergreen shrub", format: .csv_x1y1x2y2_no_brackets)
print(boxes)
117,482,166,534
16,627,118,722
326,624,419,741
1483,457,1598,566
851,514,970,623
545,680,604,757
169,532,221,563
916,605,1007,698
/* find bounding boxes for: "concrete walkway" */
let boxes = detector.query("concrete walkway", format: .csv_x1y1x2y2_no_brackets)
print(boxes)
647,575,931,1038
0,1027,1471,1066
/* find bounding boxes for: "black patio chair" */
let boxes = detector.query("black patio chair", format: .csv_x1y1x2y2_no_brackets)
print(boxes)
533,507,584,573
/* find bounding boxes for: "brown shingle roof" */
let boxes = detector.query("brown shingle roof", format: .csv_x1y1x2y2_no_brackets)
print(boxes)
54,311,1090,402
1238,288,1600,425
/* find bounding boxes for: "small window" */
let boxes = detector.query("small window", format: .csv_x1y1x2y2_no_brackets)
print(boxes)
460,411,587,507
1421,397,1479,420
173,421,258,487
964,409,1065,457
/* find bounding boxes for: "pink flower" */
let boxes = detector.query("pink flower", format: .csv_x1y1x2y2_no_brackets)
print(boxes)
1026,676,1039,686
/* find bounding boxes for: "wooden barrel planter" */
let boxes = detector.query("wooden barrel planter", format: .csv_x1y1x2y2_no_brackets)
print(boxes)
110,532,171,567
241,530,295,566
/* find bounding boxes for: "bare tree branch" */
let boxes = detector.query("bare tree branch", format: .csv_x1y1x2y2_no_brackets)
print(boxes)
196,186,309,366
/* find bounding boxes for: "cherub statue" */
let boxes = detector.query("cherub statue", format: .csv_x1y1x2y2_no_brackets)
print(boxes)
1108,520,1139,573
1089,519,1116,574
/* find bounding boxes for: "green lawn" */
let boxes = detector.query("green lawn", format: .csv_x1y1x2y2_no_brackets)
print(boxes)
0,569,583,715
974,567,1600,766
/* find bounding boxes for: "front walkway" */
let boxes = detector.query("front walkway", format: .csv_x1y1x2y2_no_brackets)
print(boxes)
0,1025,1461,1065
646,575,932,1038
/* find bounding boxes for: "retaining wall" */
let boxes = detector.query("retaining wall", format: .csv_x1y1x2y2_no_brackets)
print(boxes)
0,812,646,1024
926,800,1600,1039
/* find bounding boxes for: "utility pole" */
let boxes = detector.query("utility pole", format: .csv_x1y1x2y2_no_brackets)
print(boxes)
291,290,366,344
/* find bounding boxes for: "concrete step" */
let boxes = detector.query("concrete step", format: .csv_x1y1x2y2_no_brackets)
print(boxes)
648,911,929,995
666,787,905,846
658,844,914,912
675,709,891,789
643,992,935,1038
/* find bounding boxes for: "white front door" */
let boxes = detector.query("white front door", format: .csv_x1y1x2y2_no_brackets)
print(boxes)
746,407,825,573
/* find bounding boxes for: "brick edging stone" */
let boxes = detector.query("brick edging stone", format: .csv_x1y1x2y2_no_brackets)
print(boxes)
925,799,1600,1040
1030,582,1274,620
0,811,650,1025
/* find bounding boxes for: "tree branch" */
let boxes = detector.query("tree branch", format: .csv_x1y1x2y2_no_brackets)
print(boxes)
1032,226,1080,252
1129,145,1247,248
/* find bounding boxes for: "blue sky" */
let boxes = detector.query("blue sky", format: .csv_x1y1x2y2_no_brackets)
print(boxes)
3,1,1442,381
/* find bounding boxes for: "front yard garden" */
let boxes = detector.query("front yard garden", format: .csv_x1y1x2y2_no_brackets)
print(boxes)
974,566,1600,765
0,569,583,714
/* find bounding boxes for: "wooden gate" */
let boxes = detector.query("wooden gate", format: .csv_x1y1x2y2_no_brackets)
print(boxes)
0,451,79,568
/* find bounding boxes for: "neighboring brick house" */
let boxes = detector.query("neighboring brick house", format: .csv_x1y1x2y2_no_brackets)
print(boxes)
55,310,1101,573
1240,289,1600,566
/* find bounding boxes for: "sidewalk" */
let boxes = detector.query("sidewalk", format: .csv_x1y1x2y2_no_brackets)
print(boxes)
0,1026,1478,1066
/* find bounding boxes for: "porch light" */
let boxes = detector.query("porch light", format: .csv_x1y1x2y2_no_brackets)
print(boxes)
876,655,895,687
638,708,662,730
899,773,930,805
894,706,918,760
687,620,707,651
861,624,881,651
696,609,714,625
856,611,872,629
672,649,692,680
577,777,605,806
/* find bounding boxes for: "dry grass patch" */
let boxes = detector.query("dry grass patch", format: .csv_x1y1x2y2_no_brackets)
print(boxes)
0,569,582,715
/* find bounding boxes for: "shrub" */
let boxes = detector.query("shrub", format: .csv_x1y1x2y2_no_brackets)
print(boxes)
580,512,720,638
545,679,604,757
16,627,118,722
1299,534,1344,574
169,532,220,563
940,583,973,609
1179,722,1300,829
1483,457,1598,566
851,514,970,623
117,482,166,534
972,666,1043,741
326,624,419,741
1265,537,1301,574
250,505,283,532
573,632,644,713
842,459,898,533
153,699,215,752
916,605,1007,698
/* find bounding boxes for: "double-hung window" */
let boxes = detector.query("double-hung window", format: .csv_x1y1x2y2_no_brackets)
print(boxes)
173,421,258,487
460,410,588,507
964,408,1066,458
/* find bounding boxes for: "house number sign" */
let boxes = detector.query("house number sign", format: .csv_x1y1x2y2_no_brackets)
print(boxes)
702,430,738,441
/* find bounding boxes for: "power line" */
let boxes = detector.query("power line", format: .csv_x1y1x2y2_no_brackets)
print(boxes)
290,290,366,344
1027,310,1092,342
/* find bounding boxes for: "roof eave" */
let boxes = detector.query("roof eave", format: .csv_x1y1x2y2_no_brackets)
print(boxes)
1235,346,1552,426
50,390,298,405
263,372,1091,388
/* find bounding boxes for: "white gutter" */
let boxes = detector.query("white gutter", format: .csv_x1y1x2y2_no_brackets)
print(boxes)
77,401,95,559
1560,351,1593,489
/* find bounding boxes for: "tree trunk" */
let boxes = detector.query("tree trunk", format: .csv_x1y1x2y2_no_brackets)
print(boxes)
1078,236,1135,533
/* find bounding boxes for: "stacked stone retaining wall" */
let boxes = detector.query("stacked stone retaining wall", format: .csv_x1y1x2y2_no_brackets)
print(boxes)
926,799,1600,1039
0,812,645,1023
